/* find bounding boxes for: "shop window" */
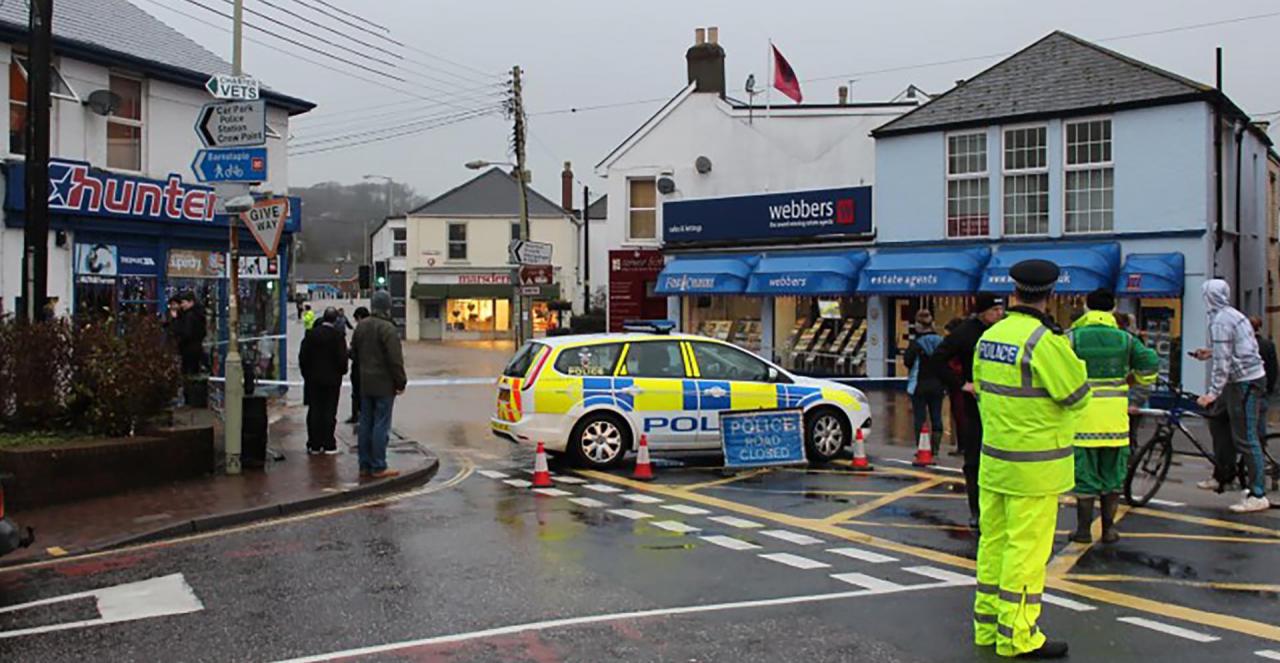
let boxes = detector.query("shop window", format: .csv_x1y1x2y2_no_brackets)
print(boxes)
9,53,78,155
392,227,407,257
1002,126,1048,236
1064,118,1113,233
628,178,657,241
690,342,771,382
554,343,623,376
623,341,685,378
946,132,988,238
510,221,521,243
447,222,467,260
686,295,762,352
776,296,868,377
107,74,143,172
447,298,506,332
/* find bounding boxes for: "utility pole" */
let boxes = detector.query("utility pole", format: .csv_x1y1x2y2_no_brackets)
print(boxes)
511,65,531,345
223,0,246,475
581,184,590,314
21,0,52,322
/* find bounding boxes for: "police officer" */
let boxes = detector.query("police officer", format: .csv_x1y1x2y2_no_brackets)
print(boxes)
972,259,1090,659
1067,288,1159,544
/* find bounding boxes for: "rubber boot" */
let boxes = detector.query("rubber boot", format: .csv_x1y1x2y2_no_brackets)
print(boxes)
1100,493,1121,544
1070,497,1094,544
1016,640,1069,659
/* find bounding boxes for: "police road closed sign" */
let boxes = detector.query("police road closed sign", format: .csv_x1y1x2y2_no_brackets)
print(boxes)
241,198,289,259
720,409,806,469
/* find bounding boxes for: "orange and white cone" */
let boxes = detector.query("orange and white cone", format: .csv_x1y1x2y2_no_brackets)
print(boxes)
632,434,655,481
531,441,554,487
912,423,935,466
850,428,873,471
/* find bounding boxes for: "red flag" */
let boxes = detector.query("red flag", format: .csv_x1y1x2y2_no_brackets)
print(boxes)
772,44,803,103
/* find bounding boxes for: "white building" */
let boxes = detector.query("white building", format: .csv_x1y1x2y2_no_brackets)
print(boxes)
405,168,579,341
0,0,312,380
370,215,407,333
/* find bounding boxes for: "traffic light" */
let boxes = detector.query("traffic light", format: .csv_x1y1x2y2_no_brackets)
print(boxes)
376,275,387,286
358,265,371,290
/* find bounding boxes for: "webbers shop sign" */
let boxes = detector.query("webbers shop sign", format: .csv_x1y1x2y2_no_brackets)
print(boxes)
662,186,872,244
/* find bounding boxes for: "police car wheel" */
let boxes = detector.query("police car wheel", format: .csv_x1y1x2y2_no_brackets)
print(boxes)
805,408,848,463
570,413,629,469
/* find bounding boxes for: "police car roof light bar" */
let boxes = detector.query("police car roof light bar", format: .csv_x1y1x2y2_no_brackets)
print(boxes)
622,320,676,334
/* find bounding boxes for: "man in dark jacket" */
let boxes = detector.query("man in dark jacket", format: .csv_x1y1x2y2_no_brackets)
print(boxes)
344,307,370,424
175,291,207,377
351,292,407,478
928,293,1005,528
299,307,348,455
1250,316,1277,395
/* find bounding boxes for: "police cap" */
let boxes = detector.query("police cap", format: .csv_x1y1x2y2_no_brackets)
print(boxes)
1009,259,1060,294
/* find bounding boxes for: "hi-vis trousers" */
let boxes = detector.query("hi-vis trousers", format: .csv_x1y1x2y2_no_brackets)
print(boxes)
973,489,1059,657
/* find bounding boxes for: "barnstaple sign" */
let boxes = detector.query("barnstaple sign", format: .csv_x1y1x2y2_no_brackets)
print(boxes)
663,186,873,244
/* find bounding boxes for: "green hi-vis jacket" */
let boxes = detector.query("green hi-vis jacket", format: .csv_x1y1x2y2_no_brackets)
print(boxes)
1068,310,1161,448
974,308,1091,496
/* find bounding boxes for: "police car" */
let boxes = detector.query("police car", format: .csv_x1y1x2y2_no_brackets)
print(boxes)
491,323,871,469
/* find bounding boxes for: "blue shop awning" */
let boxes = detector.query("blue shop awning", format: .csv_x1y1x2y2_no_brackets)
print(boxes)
1116,253,1185,297
655,255,757,294
856,246,991,295
980,243,1120,294
746,250,869,295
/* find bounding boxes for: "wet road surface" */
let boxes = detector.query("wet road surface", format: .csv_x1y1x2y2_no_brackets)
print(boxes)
1,340,1279,662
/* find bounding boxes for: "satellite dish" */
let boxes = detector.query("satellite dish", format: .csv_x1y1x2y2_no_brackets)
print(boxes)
85,89,122,116
695,156,712,174
656,176,676,195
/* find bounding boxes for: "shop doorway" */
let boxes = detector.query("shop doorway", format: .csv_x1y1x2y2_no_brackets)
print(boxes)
420,300,443,341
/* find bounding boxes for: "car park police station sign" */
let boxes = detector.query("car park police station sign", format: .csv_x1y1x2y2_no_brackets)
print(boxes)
663,186,872,243
720,409,807,469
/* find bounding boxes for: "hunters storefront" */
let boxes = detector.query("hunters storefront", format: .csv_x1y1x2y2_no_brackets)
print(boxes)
2,159,301,382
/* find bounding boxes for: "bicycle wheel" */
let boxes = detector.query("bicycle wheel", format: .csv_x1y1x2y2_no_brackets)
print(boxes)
1125,433,1173,507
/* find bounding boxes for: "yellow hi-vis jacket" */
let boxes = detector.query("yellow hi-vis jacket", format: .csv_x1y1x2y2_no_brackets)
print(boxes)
1068,310,1161,448
974,308,1091,496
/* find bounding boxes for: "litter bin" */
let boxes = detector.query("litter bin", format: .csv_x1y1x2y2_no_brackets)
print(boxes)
241,395,269,468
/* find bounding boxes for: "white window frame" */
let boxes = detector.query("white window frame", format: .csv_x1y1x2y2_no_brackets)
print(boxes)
1063,116,1114,235
626,176,658,243
392,227,407,258
944,130,989,239
106,72,145,174
12,53,81,103
1001,123,1049,237
446,221,468,262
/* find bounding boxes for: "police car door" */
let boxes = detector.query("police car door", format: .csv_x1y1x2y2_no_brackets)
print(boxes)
618,340,698,448
686,340,778,444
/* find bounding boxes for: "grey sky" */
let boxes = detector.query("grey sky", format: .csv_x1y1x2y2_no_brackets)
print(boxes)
136,0,1280,204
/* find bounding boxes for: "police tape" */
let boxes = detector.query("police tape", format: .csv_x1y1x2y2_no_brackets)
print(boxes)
203,334,289,347
205,376,495,388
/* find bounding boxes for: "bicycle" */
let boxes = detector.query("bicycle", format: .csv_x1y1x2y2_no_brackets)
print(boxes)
1124,384,1280,507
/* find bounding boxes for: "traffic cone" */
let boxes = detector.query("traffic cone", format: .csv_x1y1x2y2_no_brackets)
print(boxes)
531,441,554,487
632,434,655,481
912,423,935,466
850,428,873,471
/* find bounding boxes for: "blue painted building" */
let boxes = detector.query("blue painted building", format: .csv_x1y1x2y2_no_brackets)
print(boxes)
868,31,1274,389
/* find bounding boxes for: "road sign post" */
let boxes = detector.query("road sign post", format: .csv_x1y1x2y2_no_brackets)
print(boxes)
196,100,265,149
192,147,267,183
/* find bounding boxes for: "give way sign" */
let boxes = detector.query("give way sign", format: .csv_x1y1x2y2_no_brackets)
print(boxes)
241,198,289,259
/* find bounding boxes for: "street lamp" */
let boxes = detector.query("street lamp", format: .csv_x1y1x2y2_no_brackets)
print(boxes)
464,159,531,344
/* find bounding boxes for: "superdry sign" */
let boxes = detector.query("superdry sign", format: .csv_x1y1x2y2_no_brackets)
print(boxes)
662,186,872,244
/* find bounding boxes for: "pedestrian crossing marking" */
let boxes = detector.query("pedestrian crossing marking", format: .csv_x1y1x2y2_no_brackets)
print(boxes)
759,553,830,570
607,509,653,520
532,488,574,497
661,504,712,515
584,484,624,494
1117,617,1220,642
1042,593,1096,612
1255,650,1280,661
827,547,897,564
707,515,763,529
1146,498,1185,508
621,493,664,504
830,572,905,592
900,566,974,585
651,520,701,534
477,470,509,479
760,529,823,546
700,535,760,551
502,479,532,488
568,497,607,508
553,476,589,485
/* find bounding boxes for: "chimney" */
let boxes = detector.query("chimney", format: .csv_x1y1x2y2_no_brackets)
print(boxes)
837,85,848,105
561,161,573,212
686,26,726,95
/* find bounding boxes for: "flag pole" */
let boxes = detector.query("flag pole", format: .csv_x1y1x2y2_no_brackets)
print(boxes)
766,38,773,119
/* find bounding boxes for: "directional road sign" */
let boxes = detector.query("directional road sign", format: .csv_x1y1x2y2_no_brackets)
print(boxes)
519,264,553,285
206,74,260,100
196,100,266,148
508,239,553,265
192,147,268,183
240,198,290,258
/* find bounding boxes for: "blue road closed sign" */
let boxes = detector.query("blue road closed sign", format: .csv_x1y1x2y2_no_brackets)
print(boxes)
191,147,268,183
720,409,807,469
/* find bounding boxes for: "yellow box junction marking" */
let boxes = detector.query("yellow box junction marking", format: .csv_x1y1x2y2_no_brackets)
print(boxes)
682,468,774,491
1046,505,1131,577
818,478,948,526
1063,574,1280,594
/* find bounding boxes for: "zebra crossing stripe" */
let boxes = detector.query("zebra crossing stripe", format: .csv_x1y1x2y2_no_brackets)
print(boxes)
700,535,760,551
477,470,509,479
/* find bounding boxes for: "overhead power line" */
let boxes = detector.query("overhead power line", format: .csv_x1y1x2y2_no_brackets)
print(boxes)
291,101,503,144
292,0,389,33
289,108,500,156
292,92,507,136
207,0,400,71
292,81,508,125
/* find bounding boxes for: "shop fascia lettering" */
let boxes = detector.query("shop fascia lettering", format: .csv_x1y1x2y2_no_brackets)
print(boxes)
766,275,808,289
663,274,716,291
418,272,511,285
44,160,216,224
867,273,940,288
986,272,1072,286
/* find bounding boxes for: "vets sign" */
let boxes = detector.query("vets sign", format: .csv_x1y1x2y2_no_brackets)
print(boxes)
241,198,289,258
720,409,807,469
